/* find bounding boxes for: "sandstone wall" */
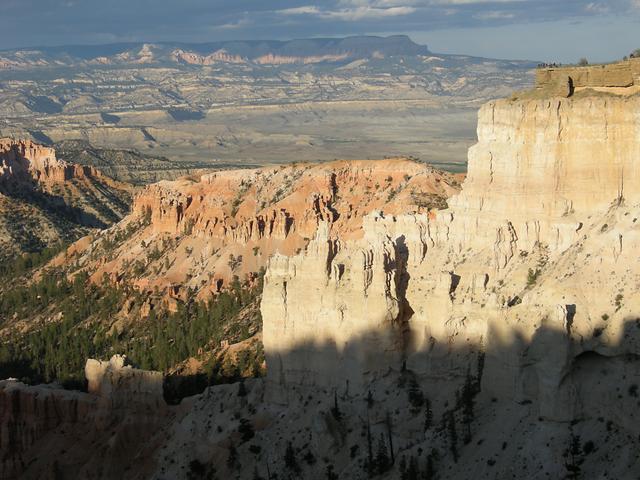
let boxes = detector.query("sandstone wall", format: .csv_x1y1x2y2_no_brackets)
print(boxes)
535,58,640,95
0,357,167,479
85,355,165,411
80,159,459,300
448,95,640,253
261,93,640,427
0,138,103,185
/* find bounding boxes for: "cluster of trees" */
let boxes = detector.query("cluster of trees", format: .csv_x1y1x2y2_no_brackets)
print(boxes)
0,263,263,389
399,451,437,480
126,276,261,374
0,271,123,387
0,243,66,279
439,350,485,464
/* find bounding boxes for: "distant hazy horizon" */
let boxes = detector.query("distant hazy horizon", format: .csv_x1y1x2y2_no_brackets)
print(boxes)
2,0,638,63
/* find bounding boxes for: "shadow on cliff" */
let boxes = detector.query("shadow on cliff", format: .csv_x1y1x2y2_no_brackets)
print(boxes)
163,310,640,412
4,314,640,479
0,178,108,232
247,314,640,478
263,310,640,424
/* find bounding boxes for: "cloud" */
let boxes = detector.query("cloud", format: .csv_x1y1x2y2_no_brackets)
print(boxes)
585,2,611,14
0,0,638,51
474,11,515,20
280,4,416,20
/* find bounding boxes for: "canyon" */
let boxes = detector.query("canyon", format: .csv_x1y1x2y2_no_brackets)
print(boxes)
76,158,459,298
0,138,132,260
2,69,640,479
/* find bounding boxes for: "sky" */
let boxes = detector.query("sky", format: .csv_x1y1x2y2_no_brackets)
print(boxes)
1,0,639,62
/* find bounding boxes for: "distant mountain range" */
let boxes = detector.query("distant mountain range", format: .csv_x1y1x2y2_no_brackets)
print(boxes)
0,35,535,174
0,35,433,69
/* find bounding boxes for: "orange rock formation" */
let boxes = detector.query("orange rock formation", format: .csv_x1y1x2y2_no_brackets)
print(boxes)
67,159,460,305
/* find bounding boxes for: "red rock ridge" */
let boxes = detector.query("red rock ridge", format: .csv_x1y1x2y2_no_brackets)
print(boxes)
69,158,461,304
0,138,104,185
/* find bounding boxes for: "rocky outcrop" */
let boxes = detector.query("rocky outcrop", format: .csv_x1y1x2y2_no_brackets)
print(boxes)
0,138,102,186
4,87,640,478
0,36,431,70
171,49,245,65
0,357,167,479
71,159,459,300
0,139,132,261
85,355,165,411
535,58,640,96
261,93,640,477
253,53,350,65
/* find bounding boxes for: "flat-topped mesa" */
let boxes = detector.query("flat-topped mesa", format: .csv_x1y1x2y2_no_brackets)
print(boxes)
535,58,640,96
0,138,100,185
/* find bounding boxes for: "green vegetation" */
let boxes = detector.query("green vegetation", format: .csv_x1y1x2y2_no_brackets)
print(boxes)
183,218,196,236
527,267,540,287
615,293,624,312
0,271,123,387
133,276,261,373
0,263,264,388
0,242,66,279
563,430,584,479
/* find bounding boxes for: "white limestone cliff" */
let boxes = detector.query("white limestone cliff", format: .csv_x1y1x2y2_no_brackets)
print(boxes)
260,94,640,477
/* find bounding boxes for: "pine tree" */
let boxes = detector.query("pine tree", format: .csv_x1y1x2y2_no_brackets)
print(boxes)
407,456,419,480
252,466,265,480
385,410,395,465
424,398,433,432
325,464,339,480
331,390,342,420
399,456,408,480
227,444,238,469
446,411,458,462
564,430,583,479
424,451,436,480
408,377,425,412
375,433,391,474
238,380,248,397
476,341,486,390
285,442,300,475
461,368,476,444
366,389,374,408
366,415,374,477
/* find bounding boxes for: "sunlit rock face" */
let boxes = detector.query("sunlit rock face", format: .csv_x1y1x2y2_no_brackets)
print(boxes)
85,354,165,411
0,138,102,184
67,158,458,307
262,94,640,430
5,89,640,479
450,96,640,253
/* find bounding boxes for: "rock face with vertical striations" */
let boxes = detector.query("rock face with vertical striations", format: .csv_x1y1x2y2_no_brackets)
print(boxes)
4,87,640,479
0,357,166,479
67,158,459,302
0,138,100,185
261,92,640,477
